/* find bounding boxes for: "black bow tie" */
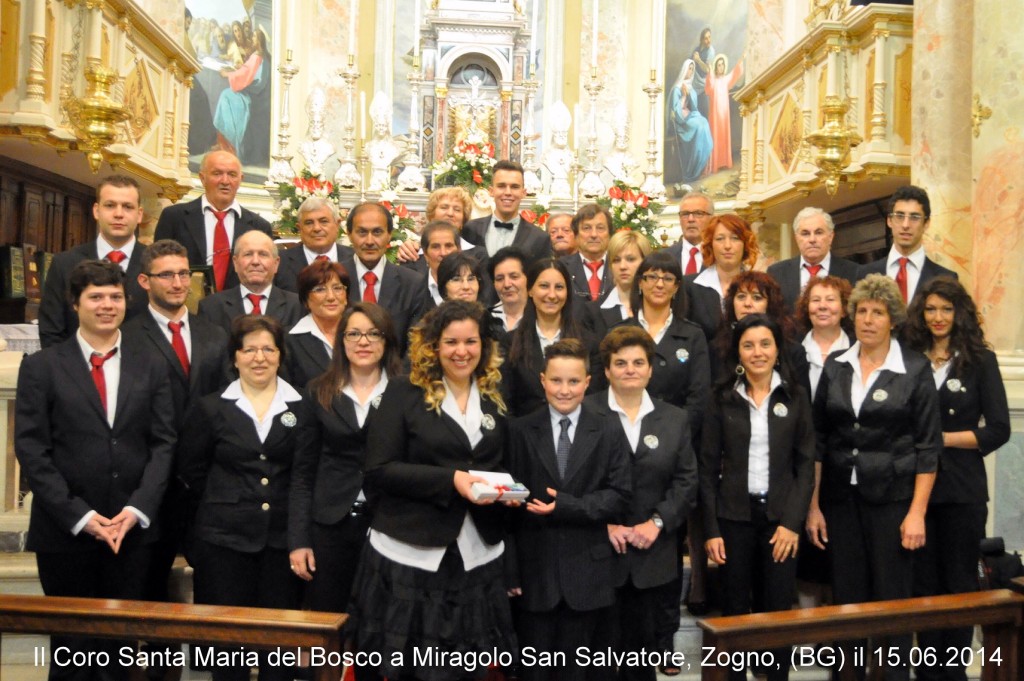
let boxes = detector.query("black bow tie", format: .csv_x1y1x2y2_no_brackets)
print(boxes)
494,220,515,231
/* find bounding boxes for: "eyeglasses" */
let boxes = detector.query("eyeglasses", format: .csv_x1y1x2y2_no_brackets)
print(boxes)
641,273,678,286
147,270,192,282
680,211,712,219
238,346,279,358
310,284,347,296
890,212,925,224
343,330,384,343
449,275,479,285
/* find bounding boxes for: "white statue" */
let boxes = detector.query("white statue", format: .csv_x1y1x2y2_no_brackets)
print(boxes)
366,92,402,192
299,88,336,177
603,102,641,185
541,102,574,200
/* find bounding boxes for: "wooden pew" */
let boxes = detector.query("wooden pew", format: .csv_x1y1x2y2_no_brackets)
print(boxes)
698,589,1024,681
0,594,347,681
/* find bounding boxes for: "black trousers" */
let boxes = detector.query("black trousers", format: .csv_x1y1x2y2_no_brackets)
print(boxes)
717,502,797,681
36,544,154,681
825,496,914,681
304,513,371,614
518,602,605,681
191,539,301,681
913,501,987,681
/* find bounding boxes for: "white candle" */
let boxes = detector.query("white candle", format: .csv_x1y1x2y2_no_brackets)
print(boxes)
413,0,421,57
360,91,367,140
650,0,658,72
591,0,598,69
349,0,357,57
529,0,538,76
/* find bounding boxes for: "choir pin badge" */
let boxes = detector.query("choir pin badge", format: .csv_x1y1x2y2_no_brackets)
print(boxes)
481,414,496,431
946,378,963,393
872,389,888,402
773,403,788,418
280,412,297,427
371,395,383,409
643,434,659,449
676,348,689,363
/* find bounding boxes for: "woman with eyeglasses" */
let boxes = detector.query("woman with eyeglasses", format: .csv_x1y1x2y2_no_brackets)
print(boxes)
178,315,303,681
284,260,349,389
688,214,760,307
437,251,484,303
288,303,401,653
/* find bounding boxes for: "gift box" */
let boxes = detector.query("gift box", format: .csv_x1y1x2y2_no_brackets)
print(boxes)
469,470,530,502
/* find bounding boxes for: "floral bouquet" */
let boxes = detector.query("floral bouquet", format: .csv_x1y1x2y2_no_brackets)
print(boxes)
431,132,497,191
379,190,417,264
276,169,342,237
520,195,552,228
596,180,664,248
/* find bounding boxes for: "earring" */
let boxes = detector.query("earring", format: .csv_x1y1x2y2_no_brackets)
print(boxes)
735,364,745,376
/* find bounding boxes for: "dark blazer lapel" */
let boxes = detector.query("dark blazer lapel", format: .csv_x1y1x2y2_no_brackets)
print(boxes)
222,397,265,452
188,316,217,389
187,199,208,260
563,409,601,485
58,341,109,424
334,393,361,433
511,221,534,248
634,407,663,460
112,344,140,430
474,396,502,452
377,263,400,309
339,257,362,302
263,400,302,450
267,288,289,319
529,412,563,482
439,409,474,452
144,313,189,385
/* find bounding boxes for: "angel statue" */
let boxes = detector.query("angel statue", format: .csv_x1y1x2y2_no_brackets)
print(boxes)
366,92,403,192
603,102,641,185
299,88,336,177
541,102,574,199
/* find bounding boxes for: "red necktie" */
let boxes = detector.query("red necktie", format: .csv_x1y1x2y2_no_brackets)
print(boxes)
585,260,603,301
895,257,909,302
805,263,823,279
168,321,190,377
362,272,378,303
314,255,329,262
106,250,126,266
685,247,699,276
210,209,231,291
89,348,118,414
247,293,264,315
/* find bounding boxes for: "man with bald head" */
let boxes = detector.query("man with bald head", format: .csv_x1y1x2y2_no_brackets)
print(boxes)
154,150,273,292
274,196,354,292
197,230,302,335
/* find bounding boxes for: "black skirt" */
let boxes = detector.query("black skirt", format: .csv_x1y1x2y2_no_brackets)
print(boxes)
349,540,517,681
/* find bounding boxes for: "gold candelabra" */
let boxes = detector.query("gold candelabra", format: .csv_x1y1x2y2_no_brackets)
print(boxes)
804,95,862,196
63,65,130,172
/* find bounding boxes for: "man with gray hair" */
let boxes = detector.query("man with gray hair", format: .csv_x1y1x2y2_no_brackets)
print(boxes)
274,196,354,292
666,191,714,276
197,229,302,335
767,206,859,308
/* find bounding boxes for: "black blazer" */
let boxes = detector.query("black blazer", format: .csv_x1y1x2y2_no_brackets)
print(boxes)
813,343,942,504
288,390,378,550
121,312,230,429
586,392,698,590
273,243,355,293
15,338,176,553
930,350,1010,504
580,294,628,342
196,285,303,336
38,242,148,348
177,389,304,552
505,404,632,612
559,253,612,305
364,377,509,547
683,278,723,343
283,326,332,389
340,257,426,354
767,254,859,309
462,216,552,264
855,255,958,302
699,380,816,538
153,196,274,291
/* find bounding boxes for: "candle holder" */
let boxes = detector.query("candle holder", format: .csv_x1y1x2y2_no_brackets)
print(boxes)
266,55,300,186
357,139,369,202
521,74,543,196
578,71,605,200
334,55,363,190
396,67,428,192
639,73,666,201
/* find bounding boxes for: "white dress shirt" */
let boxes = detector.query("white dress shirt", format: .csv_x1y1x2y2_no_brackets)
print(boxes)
607,390,656,453
549,404,582,452
239,284,274,314
353,257,387,300
638,309,673,345
288,314,334,357
802,329,850,400
735,371,782,494
484,215,521,256
692,265,725,304
95,236,137,271
221,377,302,444
201,195,243,266
799,252,834,291
600,287,630,321
885,246,927,302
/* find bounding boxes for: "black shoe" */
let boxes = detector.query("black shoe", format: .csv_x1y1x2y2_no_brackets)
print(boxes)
686,600,710,616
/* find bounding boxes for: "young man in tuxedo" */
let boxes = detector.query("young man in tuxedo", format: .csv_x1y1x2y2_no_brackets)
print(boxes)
507,339,631,681
16,259,176,681
462,160,552,264
273,196,353,292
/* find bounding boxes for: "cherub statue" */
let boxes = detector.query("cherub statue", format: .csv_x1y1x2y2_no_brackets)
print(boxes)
365,91,403,192
541,101,574,199
299,88,336,177
603,102,641,185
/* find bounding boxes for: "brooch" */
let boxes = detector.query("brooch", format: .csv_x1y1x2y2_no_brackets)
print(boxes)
946,378,963,393
676,348,690,363
481,414,496,431
643,434,659,449
773,403,788,418
872,389,888,402
280,412,297,428
371,395,383,409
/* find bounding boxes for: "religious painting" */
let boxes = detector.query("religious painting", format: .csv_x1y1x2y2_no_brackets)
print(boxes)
184,0,274,183
663,0,748,199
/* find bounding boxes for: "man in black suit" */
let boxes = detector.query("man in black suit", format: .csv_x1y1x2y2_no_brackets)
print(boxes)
273,196,354,292
767,206,859,309
856,185,958,303
197,229,303,335
153,150,273,292
39,175,149,348
560,203,612,304
462,160,552,264
506,339,631,681
665,191,714,277
342,202,426,354
16,259,176,681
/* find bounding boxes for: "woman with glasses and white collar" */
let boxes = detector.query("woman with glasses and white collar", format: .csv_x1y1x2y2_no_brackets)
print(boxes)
178,315,303,681
288,302,401,619
284,259,349,389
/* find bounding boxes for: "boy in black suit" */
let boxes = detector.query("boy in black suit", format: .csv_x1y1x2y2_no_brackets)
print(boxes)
507,338,631,681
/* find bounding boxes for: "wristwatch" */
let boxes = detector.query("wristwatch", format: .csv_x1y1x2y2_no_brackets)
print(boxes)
650,513,664,530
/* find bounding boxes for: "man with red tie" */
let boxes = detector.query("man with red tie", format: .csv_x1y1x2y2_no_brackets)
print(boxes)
39,175,150,348
559,203,612,304
666,191,714,276
153,150,273,293
767,206,859,309
17,259,176,681
856,185,959,303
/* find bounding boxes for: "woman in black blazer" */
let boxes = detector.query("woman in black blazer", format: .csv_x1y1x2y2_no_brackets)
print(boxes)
587,326,698,681
904,277,1010,681
811,274,942,681
178,315,303,681
288,302,401,616
581,229,652,340
284,259,349,389
700,314,815,681
349,300,518,681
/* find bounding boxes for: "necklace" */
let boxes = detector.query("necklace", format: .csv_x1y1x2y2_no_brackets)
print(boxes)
928,352,951,368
